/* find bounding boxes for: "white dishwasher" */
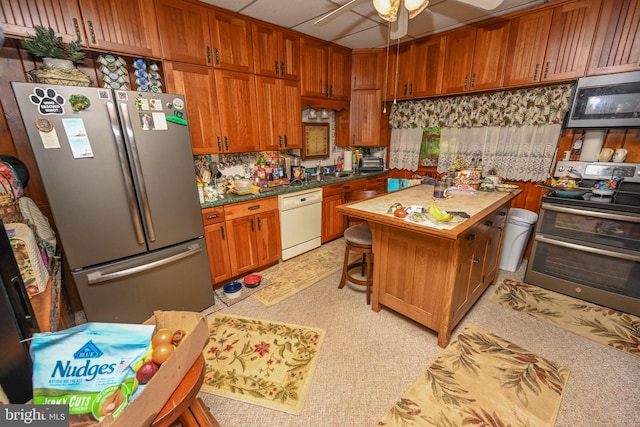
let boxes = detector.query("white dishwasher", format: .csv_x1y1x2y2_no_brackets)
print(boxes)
278,188,323,261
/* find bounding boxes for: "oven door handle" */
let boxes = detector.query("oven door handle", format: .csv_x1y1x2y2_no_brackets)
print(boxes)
541,203,640,223
535,235,640,262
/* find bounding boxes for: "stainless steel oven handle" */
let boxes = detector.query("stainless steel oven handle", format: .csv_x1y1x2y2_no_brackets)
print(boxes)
535,235,640,262
541,203,640,223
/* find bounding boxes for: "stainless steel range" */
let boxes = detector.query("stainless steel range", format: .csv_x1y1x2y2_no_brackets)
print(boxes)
524,161,640,316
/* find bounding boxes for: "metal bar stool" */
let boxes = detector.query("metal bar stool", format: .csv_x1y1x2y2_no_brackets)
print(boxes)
339,189,379,304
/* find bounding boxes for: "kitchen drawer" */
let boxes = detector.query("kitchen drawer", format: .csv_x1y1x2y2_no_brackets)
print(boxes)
201,206,225,225
224,196,278,220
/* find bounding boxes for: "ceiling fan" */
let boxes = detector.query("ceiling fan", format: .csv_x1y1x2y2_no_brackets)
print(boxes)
315,0,505,39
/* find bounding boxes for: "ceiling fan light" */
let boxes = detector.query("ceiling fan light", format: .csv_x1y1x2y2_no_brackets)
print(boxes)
373,0,400,22
405,0,429,18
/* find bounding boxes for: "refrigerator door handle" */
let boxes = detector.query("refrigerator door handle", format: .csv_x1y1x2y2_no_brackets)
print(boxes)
86,243,203,285
120,102,156,242
107,101,145,245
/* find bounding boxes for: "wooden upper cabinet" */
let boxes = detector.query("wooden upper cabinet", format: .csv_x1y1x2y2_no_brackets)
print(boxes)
155,0,211,65
442,21,509,94
300,38,328,98
503,10,553,86
412,35,447,97
252,23,300,80
281,79,302,149
214,70,260,153
163,61,222,155
328,45,352,100
470,20,510,90
79,0,161,57
255,76,302,151
300,37,351,100
588,0,640,75
442,27,476,93
540,0,601,82
0,0,82,42
350,89,383,146
352,49,384,90
209,10,253,73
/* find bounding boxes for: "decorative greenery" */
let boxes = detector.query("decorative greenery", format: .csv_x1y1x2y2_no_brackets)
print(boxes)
21,26,85,63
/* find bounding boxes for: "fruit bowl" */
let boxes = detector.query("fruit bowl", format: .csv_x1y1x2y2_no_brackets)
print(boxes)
223,281,242,299
243,274,262,288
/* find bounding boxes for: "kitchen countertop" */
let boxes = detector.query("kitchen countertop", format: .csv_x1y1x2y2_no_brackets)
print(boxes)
200,170,389,208
337,184,522,239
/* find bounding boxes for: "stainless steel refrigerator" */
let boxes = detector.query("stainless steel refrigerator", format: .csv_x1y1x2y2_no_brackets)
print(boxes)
11,82,214,323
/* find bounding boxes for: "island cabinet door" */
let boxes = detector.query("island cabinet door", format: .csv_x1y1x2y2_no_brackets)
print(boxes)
370,224,455,330
451,222,488,322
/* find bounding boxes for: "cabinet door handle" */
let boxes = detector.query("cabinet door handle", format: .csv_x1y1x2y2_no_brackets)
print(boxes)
248,205,261,210
250,218,255,232
464,75,469,90
533,63,540,81
216,136,222,151
342,185,351,189
87,20,96,44
353,76,357,88
205,213,219,220
224,136,229,151
207,46,212,64
409,83,413,95
326,85,330,97
279,135,283,147
284,135,288,147
472,257,481,264
72,18,83,43
280,62,285,76
543,61,550,80
498,211,507,216
275,60,279,75
403,84,408,96
257,217,262,230
214,48,220,65
467,234,476,241
329,85,333,97
485,220,494,226
471,73,476,88
221,225,226,240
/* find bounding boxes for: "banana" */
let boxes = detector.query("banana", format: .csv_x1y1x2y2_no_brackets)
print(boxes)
428,201,453,222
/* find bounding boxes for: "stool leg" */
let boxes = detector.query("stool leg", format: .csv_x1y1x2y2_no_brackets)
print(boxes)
365,253,373,305
339,245,350,289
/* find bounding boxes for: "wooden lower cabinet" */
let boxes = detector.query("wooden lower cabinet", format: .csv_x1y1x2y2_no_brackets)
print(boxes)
202,198,281,285
224,197,281,278
321,178,366,243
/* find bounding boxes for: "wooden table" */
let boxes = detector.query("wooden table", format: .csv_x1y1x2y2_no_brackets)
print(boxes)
337,185,521,347
151,354,220,427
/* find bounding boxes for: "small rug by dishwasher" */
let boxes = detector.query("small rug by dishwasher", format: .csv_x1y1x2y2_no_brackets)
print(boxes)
376,323,569,427
490,279,640,359
252,238,348,306
200,313,325,415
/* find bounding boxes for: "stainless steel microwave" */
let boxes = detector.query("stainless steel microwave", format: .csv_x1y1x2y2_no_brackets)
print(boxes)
566,71,640,129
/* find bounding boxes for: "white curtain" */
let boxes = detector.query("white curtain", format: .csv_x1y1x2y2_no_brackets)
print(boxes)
389,128,424,171
437,125,561,182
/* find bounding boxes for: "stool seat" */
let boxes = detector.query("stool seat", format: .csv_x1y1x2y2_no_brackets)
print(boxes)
339,224,374,304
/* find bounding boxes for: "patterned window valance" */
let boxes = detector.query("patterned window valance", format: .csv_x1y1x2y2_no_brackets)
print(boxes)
389,84,574,128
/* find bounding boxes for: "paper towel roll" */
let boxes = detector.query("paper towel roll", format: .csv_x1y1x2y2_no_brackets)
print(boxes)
343,150,352,171
580,131,606,161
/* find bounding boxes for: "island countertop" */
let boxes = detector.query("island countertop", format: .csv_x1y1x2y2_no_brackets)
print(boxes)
336,184,522,239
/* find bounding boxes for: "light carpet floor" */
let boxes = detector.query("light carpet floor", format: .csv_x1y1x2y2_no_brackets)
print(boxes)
198,263,640,427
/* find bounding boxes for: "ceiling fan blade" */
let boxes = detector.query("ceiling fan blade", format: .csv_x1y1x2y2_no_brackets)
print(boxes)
390,5,408,39
314,0,367,26
455,0,505,10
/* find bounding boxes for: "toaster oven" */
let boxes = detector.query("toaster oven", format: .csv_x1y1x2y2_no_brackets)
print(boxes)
359,157,384,172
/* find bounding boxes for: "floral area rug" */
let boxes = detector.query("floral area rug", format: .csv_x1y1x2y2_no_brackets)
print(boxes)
252,238,349,306
200,313,325,415
376,323,569,426
490,279,640,359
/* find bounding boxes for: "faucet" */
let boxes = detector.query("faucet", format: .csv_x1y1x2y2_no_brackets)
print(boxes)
315,161,322,181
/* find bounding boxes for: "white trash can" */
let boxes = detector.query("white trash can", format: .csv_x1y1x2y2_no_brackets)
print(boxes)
499,208,538,272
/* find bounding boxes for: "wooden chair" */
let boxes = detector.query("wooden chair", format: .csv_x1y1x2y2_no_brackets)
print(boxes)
339,189,380,304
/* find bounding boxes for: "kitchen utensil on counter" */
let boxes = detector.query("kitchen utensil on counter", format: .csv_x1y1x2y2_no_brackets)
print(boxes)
612,148,628,162
538,184,589,199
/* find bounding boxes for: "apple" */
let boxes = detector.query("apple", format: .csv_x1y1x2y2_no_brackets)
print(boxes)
135,361,159,384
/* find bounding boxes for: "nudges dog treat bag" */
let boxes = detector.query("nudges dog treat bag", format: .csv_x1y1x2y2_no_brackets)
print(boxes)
30,323,154,423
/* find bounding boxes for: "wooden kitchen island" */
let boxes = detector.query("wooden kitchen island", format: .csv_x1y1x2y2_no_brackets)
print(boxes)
337,184,521,347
